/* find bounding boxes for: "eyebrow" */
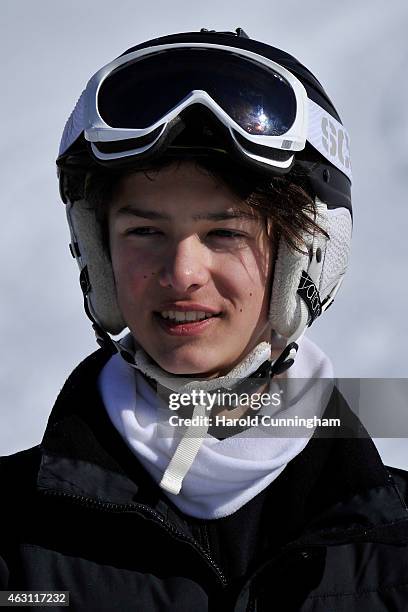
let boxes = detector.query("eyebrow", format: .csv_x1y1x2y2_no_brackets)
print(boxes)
114,205,256,222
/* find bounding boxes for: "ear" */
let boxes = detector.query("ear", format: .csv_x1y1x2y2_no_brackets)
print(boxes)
269,200,352,339
66,199,126,334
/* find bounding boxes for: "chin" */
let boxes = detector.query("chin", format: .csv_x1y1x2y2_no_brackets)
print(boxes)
159,362,217,377
153,354,224,378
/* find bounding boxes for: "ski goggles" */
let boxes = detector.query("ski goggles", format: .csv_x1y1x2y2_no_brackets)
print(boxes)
59,42,352,180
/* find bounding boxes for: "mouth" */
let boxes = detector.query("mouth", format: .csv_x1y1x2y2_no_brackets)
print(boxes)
153,311,223,336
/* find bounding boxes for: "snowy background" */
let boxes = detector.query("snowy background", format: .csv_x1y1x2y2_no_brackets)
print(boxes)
1,0,407,467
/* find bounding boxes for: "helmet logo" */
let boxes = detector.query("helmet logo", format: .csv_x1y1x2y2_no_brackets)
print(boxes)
321,117,351,171
297,271,322,323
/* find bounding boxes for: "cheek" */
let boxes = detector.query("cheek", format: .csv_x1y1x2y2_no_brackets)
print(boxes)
111,245,153,305
234,245,273,314
215,253,271,314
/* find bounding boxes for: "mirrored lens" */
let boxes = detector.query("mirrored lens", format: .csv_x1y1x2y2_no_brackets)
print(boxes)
98,48,297,136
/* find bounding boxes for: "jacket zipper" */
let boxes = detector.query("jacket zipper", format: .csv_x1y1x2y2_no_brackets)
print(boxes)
40,489,228,587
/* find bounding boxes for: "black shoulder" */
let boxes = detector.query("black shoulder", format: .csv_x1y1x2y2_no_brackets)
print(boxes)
387,466,408,507
0,446,42,497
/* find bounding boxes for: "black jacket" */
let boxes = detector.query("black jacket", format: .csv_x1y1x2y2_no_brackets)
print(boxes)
1,348,408,611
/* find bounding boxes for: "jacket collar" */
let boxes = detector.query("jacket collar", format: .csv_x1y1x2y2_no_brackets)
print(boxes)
37,349,408,544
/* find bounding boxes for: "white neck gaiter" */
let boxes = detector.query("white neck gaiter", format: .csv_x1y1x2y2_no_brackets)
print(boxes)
98,336,333,519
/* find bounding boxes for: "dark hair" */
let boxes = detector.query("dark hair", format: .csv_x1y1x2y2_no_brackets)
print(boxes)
82,155,328,257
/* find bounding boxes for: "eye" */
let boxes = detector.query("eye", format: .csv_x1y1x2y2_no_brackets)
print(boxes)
209,230,245,239
125,227,161,236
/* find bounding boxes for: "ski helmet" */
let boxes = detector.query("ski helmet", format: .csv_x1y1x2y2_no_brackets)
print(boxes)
57,28,352,372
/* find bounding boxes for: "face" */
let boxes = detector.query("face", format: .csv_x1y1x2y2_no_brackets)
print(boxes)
108,161,274,378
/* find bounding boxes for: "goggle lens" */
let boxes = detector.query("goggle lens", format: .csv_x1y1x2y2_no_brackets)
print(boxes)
97,48,297,137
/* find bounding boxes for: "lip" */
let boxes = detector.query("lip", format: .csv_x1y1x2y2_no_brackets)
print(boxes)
154,302,221,315
153,312,221,336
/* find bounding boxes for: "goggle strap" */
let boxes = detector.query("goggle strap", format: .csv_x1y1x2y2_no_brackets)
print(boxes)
307,98,352,182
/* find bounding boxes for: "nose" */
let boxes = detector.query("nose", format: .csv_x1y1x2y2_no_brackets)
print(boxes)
158,236,210,293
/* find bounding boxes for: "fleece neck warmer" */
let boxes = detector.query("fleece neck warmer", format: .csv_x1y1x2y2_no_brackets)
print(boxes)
98,336,333,519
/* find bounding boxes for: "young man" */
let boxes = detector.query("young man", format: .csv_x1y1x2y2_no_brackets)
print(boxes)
1,28,408,611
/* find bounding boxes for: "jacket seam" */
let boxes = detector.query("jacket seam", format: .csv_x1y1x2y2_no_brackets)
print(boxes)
296,516,408,541
307,579,408,600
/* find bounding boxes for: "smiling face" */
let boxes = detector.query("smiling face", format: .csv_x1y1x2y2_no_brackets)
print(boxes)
108,160,275,377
